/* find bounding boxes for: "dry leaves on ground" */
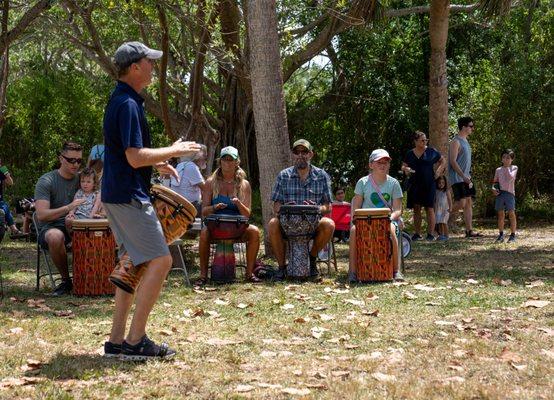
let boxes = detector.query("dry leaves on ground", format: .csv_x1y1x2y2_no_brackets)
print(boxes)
521,300,550,308
371,372,396,382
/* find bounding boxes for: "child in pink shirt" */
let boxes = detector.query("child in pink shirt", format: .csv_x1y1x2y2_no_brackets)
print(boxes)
492,149,518,242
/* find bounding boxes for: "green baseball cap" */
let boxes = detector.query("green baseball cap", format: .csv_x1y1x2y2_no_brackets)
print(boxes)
292,139,313,151
220,146,239,160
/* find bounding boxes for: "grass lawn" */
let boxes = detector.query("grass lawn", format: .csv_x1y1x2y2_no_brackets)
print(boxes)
0,222,552,399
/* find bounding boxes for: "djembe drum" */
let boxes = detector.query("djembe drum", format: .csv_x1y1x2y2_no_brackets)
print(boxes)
109,185,197,294
279,205,321,278
354,208,393,281
205,214,249,283
72,219,116,295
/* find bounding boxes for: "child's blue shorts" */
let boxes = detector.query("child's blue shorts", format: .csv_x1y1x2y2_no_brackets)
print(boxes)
495,191,515,212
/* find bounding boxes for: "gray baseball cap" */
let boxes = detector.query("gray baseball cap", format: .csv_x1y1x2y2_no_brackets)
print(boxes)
114,41,163,69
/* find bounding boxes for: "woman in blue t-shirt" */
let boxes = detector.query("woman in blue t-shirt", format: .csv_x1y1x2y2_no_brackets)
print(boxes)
401,131,446,241
197,146,260,284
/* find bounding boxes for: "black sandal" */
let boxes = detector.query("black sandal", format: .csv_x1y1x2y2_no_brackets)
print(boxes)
194,277,207,286
245,275,262,284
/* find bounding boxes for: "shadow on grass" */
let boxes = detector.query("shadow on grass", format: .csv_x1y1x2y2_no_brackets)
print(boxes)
39,352,142,380
406,239,553,283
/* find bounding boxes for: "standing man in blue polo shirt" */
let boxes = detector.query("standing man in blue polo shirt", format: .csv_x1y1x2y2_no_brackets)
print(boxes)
267,139,335,280
102,41,200,361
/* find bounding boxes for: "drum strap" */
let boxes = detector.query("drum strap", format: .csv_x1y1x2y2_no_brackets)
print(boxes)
368,174,393,211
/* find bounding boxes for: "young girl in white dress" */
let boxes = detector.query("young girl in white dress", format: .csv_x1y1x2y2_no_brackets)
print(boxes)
434,175,452,241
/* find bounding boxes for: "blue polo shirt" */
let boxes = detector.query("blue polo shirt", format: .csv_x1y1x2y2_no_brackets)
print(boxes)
102,81,152,203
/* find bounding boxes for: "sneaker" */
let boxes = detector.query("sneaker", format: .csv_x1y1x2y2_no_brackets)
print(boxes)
437,235,449,241
121,335,176,361
465,230,483,238
495,233,505,243
425,233,435,241
273,268,286,282
507,233,516,243
393,270,405,281
103,341,122,358
52,280,73,296
411,233,423,241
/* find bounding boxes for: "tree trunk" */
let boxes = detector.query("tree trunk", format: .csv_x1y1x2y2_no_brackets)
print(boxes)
0,0,9,138
428,0,450,156
246,0,290,253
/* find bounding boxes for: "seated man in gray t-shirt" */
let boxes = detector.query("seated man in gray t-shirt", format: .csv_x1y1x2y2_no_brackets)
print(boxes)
34,141,84,296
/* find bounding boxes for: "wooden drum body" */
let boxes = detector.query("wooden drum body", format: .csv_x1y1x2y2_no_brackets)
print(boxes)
72,219,116,295
354,208,393,282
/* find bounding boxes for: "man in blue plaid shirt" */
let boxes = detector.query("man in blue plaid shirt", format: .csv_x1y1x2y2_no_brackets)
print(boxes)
268,139,335,280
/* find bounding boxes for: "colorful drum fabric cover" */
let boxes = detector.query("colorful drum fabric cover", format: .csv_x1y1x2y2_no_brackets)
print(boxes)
72,219,116,295
354,208,393,281
205,214,248,283
279,205,321,277
109,185,197,294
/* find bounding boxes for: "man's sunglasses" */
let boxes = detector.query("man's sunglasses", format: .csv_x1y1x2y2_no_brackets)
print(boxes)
60,154,83,165
293,149,310,155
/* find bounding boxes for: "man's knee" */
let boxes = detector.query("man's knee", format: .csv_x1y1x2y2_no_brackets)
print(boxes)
45,229,66,248
319,217,335,234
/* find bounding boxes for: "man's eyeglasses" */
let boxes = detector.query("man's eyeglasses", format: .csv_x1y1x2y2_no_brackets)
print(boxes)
60,154,83,165
293,149,310,155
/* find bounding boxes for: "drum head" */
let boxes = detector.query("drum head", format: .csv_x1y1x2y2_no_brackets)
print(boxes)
72,218,110,230
151,184,197,219
353,208,390,219
279,204,320,215
204,214,249,223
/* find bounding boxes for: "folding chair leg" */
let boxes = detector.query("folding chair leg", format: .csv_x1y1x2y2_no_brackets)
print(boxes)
332,240,338,272
36,244,41,291
176,244,191,286
42,251,57,290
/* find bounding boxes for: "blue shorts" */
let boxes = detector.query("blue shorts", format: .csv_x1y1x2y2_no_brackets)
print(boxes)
495,191,515,212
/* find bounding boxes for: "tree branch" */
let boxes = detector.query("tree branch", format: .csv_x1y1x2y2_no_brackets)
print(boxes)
0,0,55,55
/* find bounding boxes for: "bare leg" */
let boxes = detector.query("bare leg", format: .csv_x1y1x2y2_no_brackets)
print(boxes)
413,205,422,235
448,198,466,230
126,254,172,344
109,288,135,344
268,217,286,268
508,210,516,234
348,226,357,276
390,222,399,272
425,207,436,236
198,228,211,279
244,225,260,277
497,210,505,233
463,197,473,231
310,217,335,257
44,229,70,280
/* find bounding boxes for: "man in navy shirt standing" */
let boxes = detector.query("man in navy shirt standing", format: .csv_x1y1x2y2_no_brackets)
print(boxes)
102,41,200,361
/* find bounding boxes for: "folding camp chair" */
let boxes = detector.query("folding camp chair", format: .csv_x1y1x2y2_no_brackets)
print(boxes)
32,212,72,291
